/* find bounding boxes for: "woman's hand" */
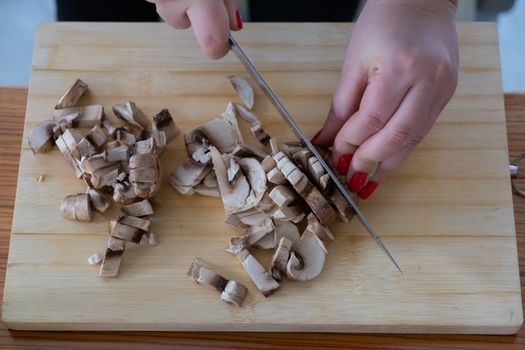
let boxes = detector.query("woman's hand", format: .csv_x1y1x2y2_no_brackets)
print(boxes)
313,0,459,199
146,0,242,59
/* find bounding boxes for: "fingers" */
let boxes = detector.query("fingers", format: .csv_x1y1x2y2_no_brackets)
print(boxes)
330,72,411,163
223,0,243,31
312,65,367,148
152,0,241,59
186,0,231,59
153,0,192,29
344,84,436,192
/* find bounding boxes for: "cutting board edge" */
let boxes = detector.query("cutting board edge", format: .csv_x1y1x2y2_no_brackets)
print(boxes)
2,318,523,334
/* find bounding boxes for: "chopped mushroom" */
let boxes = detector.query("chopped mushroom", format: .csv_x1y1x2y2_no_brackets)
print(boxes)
187,257,248,307
99,236,126,277
228,75,254,109
273,221,300,245
87,188,111,213
121,199,154,217
28,119,57,154
227,240,280,297
169,159,211,195
112,101,150,130
87,251,103,265
53,105,103,128
286,230,327,281
60,194,92,222
55,78,88,109
270,237,293,282
269,185,296,207
152,108,178,143
85,125,108,150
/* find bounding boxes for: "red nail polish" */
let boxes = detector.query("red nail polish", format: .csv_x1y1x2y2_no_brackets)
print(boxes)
348,171,368,192
358,181,379,200
235,9,243,29
311,129,322,143
336,154,352,175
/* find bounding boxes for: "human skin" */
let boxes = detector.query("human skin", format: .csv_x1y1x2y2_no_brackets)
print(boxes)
147,0,459,200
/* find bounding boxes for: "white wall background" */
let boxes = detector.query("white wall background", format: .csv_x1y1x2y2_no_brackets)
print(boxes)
0,0,523,91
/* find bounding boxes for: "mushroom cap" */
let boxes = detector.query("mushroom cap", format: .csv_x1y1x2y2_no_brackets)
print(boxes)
286,230,327,281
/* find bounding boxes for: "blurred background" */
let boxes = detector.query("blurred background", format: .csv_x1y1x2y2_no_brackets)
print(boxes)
0,0,523,91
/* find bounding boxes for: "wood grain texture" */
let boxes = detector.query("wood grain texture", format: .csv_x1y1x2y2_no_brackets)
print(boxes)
0,91,524,349
0,22,523,336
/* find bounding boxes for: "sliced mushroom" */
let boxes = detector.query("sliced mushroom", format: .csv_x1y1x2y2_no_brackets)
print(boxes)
234,103,262,127
191,141,212,165
169,159,211,195
228,243,280,297
99,236,126,278
202,171,218,188
273,221,300,245
152,108,178,144
115,128,136,146
306,212,334,243
286,230,327,281
252,231,275,249
227,157,241,183
242,217,274,244
193,184,220,197
55,78,88,109
228,76,254,109
60,194,92,222
53,105,103,128
112,101,149,130
231,208,271,226
270,237,293,282
87,188,111,213
121,199,153,217
185,104,243,154
274,152,336,226
211,147,251,214
250,124,271,147
28,119,57,154
329,189,356,223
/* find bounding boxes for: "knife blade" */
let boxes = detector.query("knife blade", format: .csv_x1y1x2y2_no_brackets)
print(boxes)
229,33,402,274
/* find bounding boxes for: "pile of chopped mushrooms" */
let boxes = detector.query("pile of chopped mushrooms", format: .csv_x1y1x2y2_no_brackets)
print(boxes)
28,76,357,308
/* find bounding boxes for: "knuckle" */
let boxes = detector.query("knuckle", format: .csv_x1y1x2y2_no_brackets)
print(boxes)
385,125,417,148
361,110,387,135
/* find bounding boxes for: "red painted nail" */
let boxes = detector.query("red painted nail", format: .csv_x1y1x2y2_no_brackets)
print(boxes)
311,129,322,143
336,154,352,175
358,181,379,200
235,9,243,29
348,171,368,192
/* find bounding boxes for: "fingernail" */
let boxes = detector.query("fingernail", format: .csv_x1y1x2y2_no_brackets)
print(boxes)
311,129,322,143
336,154,352,175
235,9,243,29
358,181,379,200
348,171,368,192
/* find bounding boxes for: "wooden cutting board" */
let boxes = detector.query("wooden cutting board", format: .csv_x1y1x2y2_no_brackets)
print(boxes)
1,22,522,333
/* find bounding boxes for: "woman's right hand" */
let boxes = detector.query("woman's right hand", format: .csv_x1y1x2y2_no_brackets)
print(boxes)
146,0,243,59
